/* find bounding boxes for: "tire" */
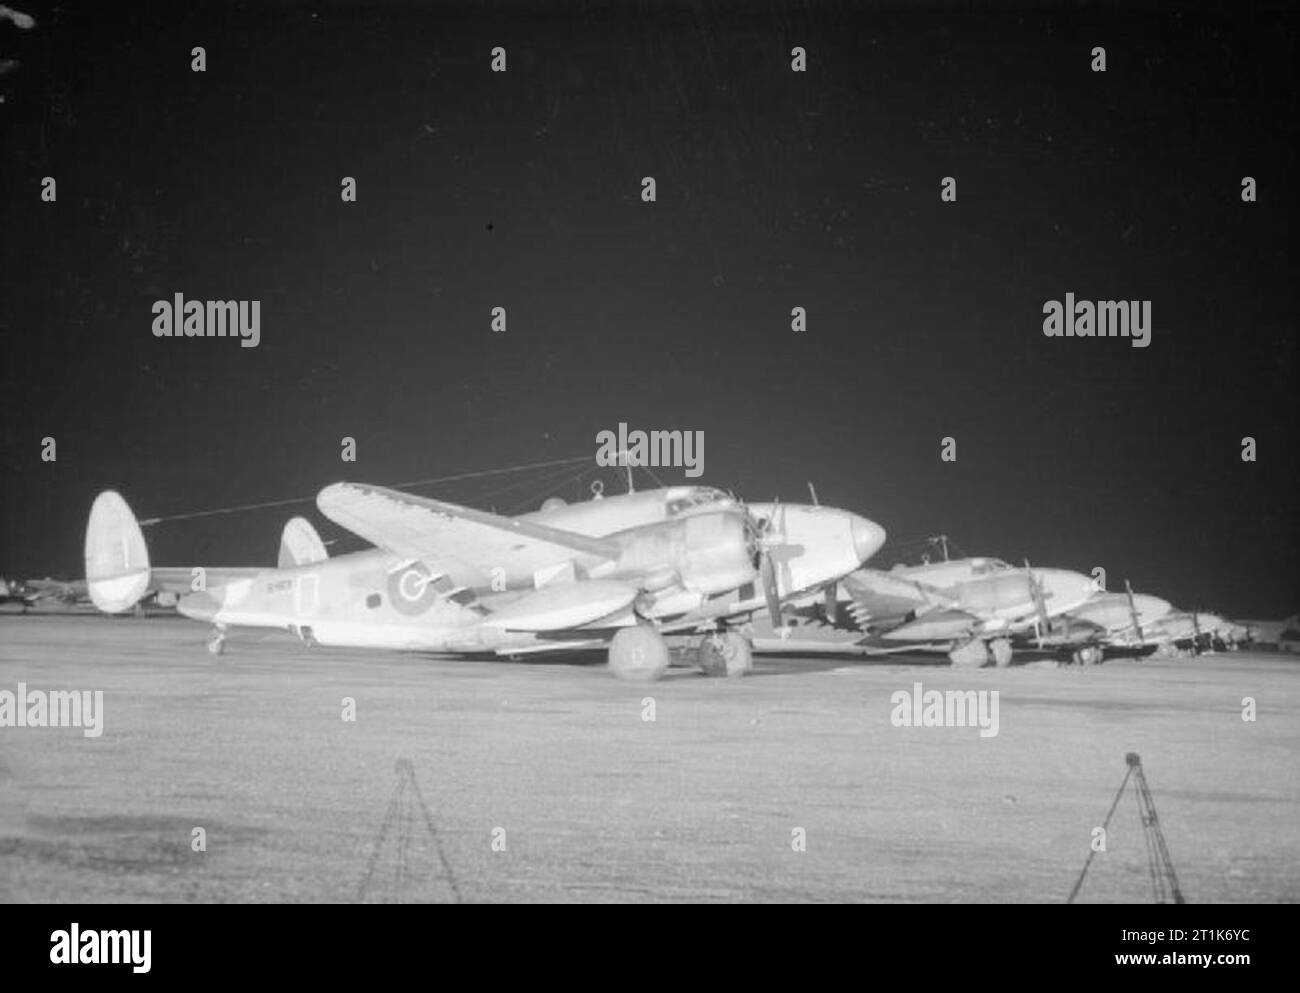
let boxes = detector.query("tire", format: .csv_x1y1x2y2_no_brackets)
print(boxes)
697,632,753,677
948,639,989,668
990,638,1013,668
607,626,670,682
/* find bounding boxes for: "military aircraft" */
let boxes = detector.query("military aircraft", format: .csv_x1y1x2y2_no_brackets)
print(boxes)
0,576,89,611
838,557,1096,666
1020,585,1172,664
84,482,885,680
1233,614,1300,650
750,556,1097,667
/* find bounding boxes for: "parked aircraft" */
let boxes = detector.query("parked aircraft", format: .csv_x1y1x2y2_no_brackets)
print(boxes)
749,556,1096,667
0,576,89,610
1234,615,1300,650
84,483,885,680
837,557,1097,666
1023,585,1171,664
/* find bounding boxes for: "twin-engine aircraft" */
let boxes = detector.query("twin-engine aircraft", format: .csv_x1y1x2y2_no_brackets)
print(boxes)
822,557,1094,666
1007,585,1171,663
84,483,885,680
750,556,1098,666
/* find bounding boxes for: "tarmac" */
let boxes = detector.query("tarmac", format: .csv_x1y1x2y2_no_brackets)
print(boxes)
1,614,1296,902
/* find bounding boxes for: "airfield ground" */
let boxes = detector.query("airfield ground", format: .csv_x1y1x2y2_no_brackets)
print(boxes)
0,614,1296,903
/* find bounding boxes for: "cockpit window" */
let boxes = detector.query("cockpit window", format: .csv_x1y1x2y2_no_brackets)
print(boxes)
972,558,1012,575
665,487,732,516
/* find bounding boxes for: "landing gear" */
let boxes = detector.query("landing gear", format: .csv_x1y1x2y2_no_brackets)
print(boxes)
607,626,670,682
206,624,227,657
989,638,1013,668
696,630,753,678
1069,645,1103,666
948,638,989,668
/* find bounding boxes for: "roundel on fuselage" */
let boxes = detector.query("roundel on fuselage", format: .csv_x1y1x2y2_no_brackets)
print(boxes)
387,562,438,615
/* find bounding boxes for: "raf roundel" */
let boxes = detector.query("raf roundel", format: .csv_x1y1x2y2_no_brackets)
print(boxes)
387,562,438,615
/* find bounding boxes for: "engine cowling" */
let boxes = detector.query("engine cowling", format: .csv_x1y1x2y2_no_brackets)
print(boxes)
676,510,758,595
613,510,757,597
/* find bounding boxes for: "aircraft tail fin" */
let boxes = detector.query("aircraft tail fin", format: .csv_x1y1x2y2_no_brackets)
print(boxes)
278,516,329,568
84,490,151,613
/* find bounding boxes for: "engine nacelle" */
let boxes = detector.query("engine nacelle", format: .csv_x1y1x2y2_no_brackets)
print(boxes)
612,510,757,597
677,511,757,595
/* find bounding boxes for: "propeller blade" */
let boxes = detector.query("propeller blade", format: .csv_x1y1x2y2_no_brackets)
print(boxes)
760,552,782,629
823,583,837,624
1024,558,1049,649
1124,579,1144,643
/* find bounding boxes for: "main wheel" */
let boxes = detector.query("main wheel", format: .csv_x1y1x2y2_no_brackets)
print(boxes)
948,639,988,668
207,636,226,656
990,638,1013,668
607,626,670,682
697,631,753,678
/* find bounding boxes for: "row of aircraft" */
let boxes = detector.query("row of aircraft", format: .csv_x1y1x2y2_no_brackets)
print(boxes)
80,479,1261,679
749,552,1254,666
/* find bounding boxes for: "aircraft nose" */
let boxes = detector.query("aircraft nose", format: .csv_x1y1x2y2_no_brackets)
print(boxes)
849,514,886,564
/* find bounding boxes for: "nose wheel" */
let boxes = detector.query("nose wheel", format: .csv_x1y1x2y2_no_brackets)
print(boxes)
206,624,227,656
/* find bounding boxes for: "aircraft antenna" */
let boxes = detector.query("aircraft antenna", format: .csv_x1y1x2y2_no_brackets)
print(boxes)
1067,753,1184,904
137,454,596,526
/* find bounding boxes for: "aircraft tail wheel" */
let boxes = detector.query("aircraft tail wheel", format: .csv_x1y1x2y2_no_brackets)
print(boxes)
990,638,1013,668
607,626,670,682
698,631,753,678
948,639,989,668
207,636,226,656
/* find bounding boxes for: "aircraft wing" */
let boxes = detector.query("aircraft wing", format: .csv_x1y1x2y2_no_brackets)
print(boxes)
316,483,621,581
840,568,956,629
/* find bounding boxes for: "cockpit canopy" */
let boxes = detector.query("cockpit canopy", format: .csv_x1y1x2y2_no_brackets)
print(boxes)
664,486,735,517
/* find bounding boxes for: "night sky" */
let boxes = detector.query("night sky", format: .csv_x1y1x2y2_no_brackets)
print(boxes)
1,2,1296,617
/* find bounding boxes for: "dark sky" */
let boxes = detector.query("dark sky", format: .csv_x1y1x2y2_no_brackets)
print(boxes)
1,1,1296,616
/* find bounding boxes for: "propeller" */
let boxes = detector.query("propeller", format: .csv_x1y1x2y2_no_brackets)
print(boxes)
930,534,950,562
1024,558,1050,649
741,498,785,629
1124,579,1144,643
